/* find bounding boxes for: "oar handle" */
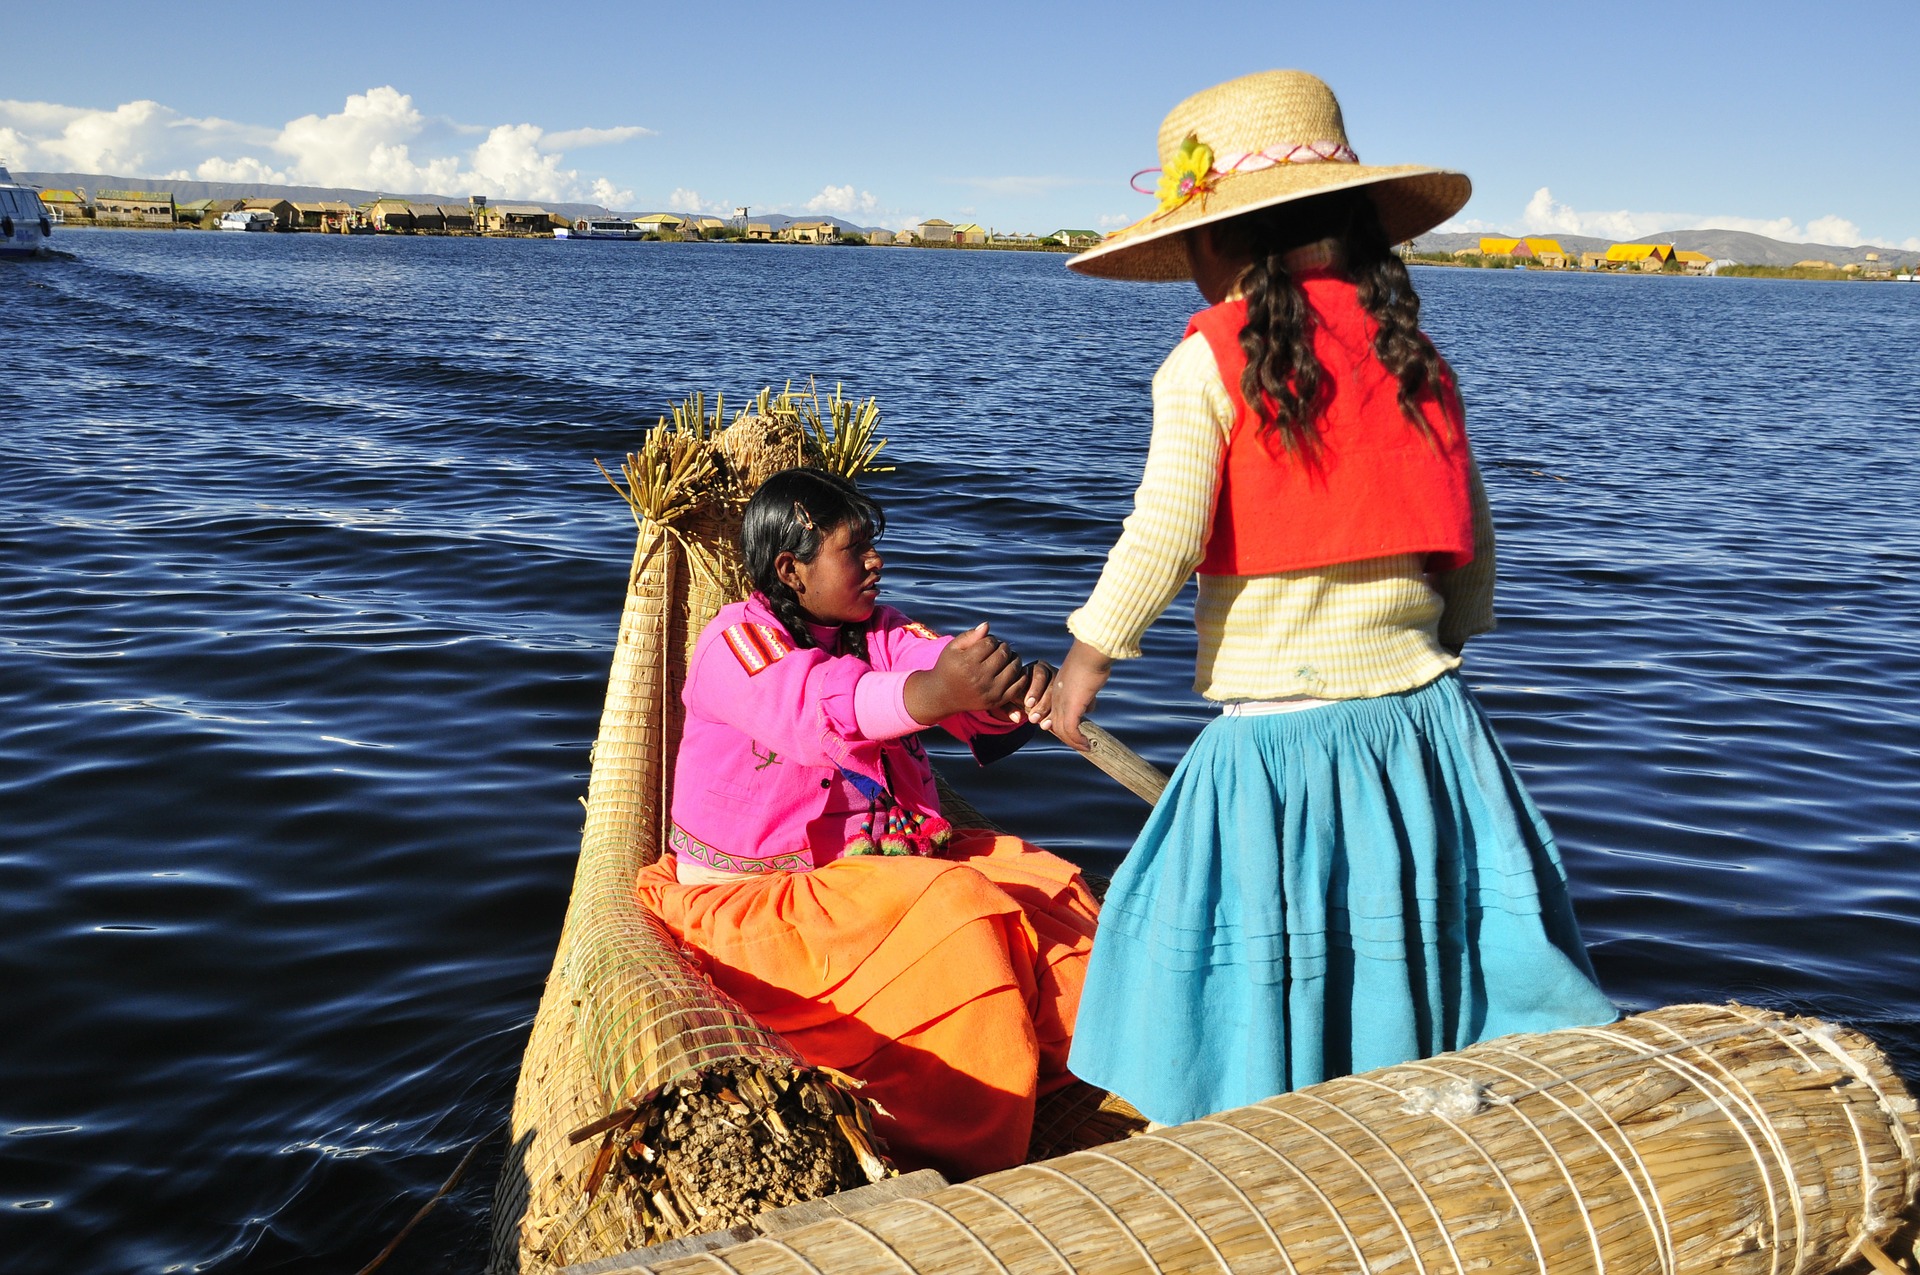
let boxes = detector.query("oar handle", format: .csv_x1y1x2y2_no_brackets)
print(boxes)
1070,721,1170,806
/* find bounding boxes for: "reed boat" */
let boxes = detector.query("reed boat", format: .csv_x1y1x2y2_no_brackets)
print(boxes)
488,388,1920,1275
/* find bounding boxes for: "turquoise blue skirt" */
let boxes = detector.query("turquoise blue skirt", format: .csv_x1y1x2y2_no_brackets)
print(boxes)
1068,672,1616,1125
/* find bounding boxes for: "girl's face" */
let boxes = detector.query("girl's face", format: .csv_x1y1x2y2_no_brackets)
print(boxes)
779,521,883,626
1187,228,1246,305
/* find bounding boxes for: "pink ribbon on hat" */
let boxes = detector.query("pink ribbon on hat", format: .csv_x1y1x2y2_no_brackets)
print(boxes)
1130,140,1360,196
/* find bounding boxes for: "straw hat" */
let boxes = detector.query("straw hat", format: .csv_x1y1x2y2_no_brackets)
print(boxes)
1069,70,1471,282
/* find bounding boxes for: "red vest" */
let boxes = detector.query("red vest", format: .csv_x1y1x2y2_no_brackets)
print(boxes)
1189,280,1475,577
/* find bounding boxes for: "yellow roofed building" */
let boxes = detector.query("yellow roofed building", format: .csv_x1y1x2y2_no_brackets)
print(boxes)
38,189,87,220
1477,236,1567,267
1675,250,1713,275
1604,243,1676,271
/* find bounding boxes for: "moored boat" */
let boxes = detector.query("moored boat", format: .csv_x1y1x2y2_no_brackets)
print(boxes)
564,217,644,240
218,209,275,232
488,387,1920,1275
0,167,54,258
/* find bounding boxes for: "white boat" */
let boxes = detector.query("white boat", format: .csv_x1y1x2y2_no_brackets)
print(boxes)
0,167,53,258
565,216,643,240
218,209,276,232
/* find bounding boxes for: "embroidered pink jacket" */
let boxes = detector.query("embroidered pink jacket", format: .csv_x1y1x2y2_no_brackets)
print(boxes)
669,595,1033,875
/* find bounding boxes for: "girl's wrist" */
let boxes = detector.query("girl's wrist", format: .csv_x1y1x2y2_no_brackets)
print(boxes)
902,668,957,725
1063,639,1115,675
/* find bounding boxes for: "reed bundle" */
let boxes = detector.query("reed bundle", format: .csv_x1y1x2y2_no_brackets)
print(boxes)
623,1003,1918,1275
489,391,896,1275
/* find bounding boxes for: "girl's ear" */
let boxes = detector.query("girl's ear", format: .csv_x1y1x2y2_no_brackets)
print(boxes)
773,550,804,594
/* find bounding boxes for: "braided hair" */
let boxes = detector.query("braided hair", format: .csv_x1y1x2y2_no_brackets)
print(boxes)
1205,189,1453,455
742,467,886,662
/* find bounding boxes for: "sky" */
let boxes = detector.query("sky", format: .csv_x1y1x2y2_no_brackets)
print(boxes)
3,0,1916,247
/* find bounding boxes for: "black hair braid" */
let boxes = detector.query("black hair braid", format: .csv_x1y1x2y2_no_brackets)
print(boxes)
1215,191,1451,449
760,585,822,650
838,619,873,663
1347,209,1451,431
741,467,883,662
760,573,876,661
1236,249,1322,455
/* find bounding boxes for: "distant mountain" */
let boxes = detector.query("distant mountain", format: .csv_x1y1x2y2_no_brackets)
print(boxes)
18,171,614,223
1409,227,1917,267
1632,228,1916,268
1412,231,1612,257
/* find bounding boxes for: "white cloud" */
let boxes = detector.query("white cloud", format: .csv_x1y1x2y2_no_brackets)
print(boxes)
0,126,36,167
545,125,653,149
805,183,877,215
273,87,461,191
467,122,577,201
190,155,291,184
43,99,173,172
1097,212,1133,229
0,89,646,205
666,186,711,213
0,97,269,175
1512,187,1690,240
1804,215,1863,247
591,177,635,208
1443,186,1903,249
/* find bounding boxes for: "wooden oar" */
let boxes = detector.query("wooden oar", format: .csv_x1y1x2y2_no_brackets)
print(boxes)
1063,721,1170,806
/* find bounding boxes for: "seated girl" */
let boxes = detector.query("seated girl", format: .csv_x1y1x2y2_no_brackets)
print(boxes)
634,467,1099,1179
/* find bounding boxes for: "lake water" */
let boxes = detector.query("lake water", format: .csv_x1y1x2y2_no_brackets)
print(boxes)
4,233,1918,1273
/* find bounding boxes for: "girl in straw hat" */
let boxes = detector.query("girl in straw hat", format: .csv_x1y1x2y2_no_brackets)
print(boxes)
1038,70,1615,1124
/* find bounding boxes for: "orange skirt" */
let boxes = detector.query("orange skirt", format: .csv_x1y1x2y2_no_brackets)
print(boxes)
634,828,1098,1179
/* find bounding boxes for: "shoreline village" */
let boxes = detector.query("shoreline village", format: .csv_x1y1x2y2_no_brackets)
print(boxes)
1407,235,1916,281
27,186,1105,253
24,183,1915,278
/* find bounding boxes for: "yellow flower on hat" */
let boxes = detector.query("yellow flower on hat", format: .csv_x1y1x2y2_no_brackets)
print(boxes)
1156,134,1216,214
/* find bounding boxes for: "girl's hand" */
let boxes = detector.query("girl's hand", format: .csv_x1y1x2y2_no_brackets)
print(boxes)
1008,661,1056,726
1044,639,1114,750
905,622,1023,724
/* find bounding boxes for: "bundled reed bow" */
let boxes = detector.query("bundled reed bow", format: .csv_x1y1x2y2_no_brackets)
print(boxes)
489,387,896,1275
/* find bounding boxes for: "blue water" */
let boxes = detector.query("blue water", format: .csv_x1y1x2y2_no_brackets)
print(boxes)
4,233,1918,1272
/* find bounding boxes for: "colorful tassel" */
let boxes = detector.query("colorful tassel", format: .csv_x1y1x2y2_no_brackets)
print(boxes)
842,791,953,859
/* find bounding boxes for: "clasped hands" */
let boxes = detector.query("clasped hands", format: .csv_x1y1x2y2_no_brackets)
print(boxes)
903,626,1115,751
903,622,1055,729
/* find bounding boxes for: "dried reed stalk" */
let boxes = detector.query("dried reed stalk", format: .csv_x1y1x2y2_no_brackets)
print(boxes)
627,1003,1920,1275
751,379,892,478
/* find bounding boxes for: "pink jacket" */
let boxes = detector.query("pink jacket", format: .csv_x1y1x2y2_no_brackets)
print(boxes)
669,595,1033,874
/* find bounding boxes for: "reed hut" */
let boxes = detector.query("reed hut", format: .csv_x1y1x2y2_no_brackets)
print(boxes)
94,190,175,227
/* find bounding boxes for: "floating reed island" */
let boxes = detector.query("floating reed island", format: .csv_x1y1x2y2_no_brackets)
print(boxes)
488,387,1920,1275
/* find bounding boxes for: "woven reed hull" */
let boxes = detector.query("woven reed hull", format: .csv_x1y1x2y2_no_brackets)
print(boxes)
623,1003,1918,1275
490,416,834,1275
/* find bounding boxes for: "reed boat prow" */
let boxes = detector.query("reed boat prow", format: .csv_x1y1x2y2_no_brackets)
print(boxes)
490,389,1920,1275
